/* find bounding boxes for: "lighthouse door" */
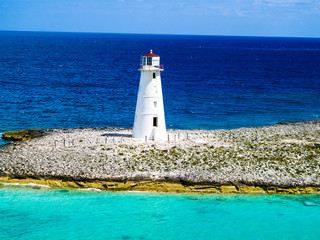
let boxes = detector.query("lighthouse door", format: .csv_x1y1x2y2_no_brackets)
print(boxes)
153,117,158,127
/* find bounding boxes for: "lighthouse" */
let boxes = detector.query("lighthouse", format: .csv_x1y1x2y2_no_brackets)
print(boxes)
132,50,167,141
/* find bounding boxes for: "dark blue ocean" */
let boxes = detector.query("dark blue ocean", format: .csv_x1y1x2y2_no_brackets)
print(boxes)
1,31,320,135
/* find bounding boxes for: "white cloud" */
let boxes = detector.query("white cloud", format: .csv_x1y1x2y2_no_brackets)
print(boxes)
253,0,320,15
258,0,314,7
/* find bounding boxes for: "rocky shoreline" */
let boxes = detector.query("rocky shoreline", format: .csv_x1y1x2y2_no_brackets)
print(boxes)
1,120,320,194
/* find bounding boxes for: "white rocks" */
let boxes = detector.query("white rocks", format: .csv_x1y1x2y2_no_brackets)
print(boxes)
0,121,320,186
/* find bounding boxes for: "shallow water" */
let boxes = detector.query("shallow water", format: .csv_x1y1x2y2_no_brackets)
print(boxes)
0,187,319,240
0,134,10,145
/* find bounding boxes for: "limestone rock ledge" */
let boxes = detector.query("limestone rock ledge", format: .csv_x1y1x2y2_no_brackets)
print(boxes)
1,177,320,194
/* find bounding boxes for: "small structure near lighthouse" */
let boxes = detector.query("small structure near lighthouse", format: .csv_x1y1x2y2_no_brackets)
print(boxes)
132,50,167,141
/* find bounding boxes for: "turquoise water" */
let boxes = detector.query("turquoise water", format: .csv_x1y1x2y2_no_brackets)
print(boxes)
0,134,10,145
0,187,319,240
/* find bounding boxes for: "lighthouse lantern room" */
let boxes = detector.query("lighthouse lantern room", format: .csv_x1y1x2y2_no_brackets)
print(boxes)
132,50,167,141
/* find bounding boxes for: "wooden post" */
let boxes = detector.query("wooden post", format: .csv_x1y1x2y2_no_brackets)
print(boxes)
145,136,147,143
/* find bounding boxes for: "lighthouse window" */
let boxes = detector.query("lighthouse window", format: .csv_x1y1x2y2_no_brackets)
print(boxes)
154,101,157,108
153,117,158,127
153,73,156,79
147,57,152,65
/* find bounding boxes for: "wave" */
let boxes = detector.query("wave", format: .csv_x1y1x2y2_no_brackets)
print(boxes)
0,182,51,188
76,188,102,192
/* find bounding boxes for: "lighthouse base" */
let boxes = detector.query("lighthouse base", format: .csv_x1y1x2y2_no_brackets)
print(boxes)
150,127,167,141
132,127,167,141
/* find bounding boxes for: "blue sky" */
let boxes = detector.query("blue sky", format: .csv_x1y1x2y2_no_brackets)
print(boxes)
0,0,319,37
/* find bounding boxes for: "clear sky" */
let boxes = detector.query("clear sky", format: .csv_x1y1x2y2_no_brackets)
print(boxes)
0,0,320,38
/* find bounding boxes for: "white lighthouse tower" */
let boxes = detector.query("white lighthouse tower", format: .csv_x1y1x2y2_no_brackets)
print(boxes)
132,50,167,141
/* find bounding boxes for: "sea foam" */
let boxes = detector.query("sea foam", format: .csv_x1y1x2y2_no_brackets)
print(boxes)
76,188,102,192
0,182,51,188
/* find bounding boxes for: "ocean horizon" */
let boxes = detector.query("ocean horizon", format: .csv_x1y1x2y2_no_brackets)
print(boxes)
1,31,320,239
1,31,319,133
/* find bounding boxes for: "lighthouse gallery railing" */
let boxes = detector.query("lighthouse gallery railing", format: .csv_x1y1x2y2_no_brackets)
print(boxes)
139,64,164,70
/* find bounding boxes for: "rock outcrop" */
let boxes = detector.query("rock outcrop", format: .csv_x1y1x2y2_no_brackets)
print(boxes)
1,121,320,193
2,129,48,141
